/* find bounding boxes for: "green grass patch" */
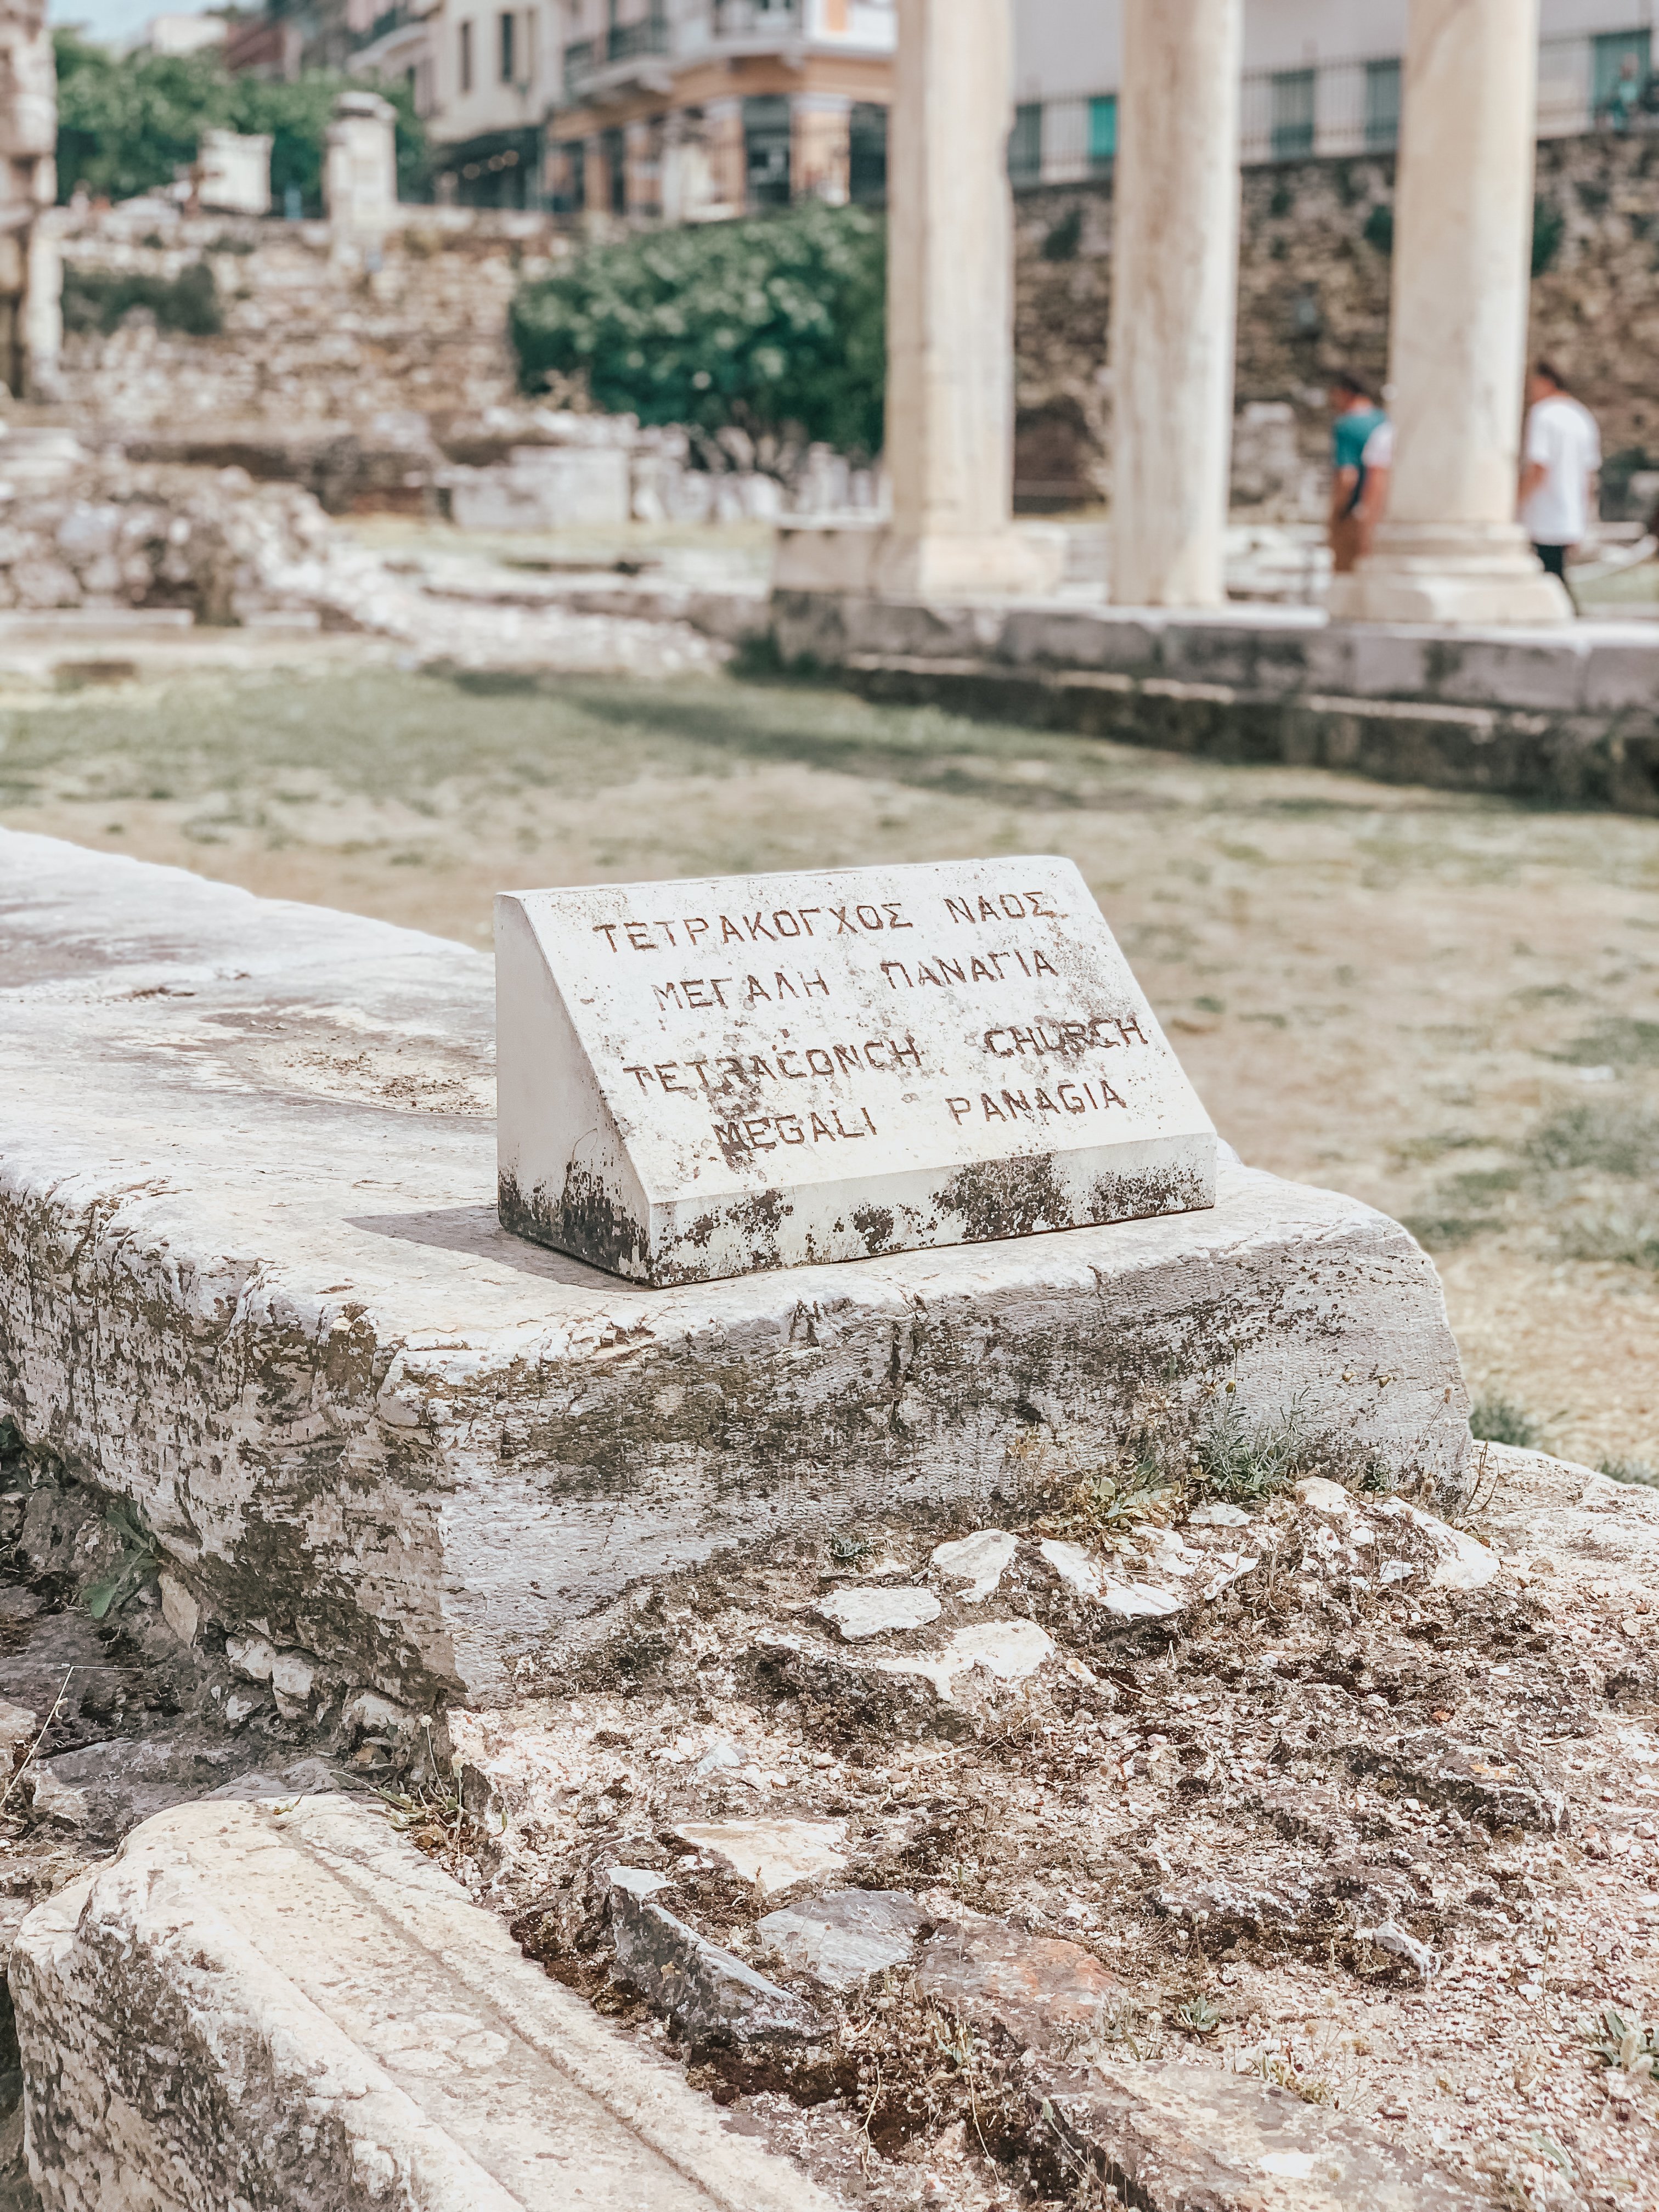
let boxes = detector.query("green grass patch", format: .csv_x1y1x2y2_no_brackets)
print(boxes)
1469,1397,1543,1449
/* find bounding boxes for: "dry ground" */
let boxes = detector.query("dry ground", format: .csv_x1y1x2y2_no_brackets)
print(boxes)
0,652,1655,1467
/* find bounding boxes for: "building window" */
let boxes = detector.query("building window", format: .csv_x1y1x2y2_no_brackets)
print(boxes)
1087,92,1116,170
459,18,473,92
1008,100,1042,187
1270,67,1314,159
743,93,792,208
1362,58,1400,150
602,124,627,212
849,99,887,202
499,10,515,81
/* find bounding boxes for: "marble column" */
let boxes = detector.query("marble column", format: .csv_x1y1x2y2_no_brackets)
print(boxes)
873,0,1054,596
1330,0,1570,624
1109,0,1243,608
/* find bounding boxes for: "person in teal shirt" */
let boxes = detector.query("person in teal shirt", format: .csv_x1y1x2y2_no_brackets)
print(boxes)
1328,371,1389,574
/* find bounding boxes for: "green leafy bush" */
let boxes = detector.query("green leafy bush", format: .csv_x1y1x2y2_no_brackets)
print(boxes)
509,202,887,455
63,258,222,336
53,29,428,213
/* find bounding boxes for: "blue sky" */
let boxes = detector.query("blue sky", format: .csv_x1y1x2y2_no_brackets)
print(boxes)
52,0,224,48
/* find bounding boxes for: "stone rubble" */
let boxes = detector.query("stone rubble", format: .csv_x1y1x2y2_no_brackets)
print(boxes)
404,1443,1659,2207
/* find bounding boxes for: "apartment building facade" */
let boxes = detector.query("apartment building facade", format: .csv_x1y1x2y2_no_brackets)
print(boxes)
347,0,893,212
341,0,1659,212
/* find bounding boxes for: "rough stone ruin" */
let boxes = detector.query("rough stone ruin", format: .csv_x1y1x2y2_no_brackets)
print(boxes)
4,823,1658,2208
1,0,1658,2203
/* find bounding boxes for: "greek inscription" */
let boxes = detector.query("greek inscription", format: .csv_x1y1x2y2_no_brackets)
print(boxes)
591,904,908,953
943,889,1061,926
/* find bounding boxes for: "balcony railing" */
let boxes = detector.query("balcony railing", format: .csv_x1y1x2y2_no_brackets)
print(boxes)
562,13,669,95
713,0,800,39
351,1,421,53
1012,31,1658,189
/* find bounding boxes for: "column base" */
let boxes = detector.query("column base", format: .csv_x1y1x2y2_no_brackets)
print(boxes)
772,520,1066,599
1328,522,1574,626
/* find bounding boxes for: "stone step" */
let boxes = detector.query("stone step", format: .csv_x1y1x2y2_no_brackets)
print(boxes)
10,1793,836,2211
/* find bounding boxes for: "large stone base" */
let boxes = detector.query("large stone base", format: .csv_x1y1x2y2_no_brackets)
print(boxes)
1328,520,1576,626
772,517,1066,597
12,1793,828,2211
1,830,1469,1713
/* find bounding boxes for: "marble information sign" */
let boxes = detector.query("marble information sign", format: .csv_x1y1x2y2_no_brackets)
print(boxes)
495,856,1216,1285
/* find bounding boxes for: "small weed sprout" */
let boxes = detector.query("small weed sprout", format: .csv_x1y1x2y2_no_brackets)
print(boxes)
1194,1392,1312,1505
1592,2007,1657,2081
1176,1995,1221,2037
84,1499,159,1620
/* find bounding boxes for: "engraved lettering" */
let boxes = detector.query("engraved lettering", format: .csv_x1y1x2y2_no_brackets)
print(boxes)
986,1029,1013,1057
743,1116,777,1150
945,898,974,925
654,982,682,1011
856,904,883,931
624,1064,653,1090
720,916,745,945
625,923,654,951
777,1052,805,1079
947,1096,973,1123
777,1114,806,1144
881,960,911,989
803,970,830,997
806,1049,835,1075
593,923,621,951
1033,949,1058,976
653,918,679,947
685,916,710,946
772,910,801,938
657,1063,688,1093
830,905,855,934
889,1035,922,1069
798,908,822,935
746,912,776,943
883,902,913,930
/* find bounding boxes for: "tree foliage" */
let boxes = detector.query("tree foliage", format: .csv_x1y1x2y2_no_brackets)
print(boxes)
53,29,428,212
510,202,887,456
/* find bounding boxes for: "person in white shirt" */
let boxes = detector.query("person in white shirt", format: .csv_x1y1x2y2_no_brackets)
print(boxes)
1518,360,1601,589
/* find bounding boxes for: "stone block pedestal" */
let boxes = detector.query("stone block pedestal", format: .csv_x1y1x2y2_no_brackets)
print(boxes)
1,830,1469,1715
1329,522,1575,627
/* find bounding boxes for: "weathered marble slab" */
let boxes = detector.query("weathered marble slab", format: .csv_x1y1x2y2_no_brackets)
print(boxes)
496,857,1216,1283
0,830,1469,1713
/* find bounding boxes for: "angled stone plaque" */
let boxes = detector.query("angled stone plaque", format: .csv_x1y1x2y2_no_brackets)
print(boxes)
495,857,1216,1285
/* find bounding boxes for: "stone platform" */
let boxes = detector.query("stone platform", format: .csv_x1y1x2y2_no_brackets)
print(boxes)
772,591,1659,814
1,830,1468,1716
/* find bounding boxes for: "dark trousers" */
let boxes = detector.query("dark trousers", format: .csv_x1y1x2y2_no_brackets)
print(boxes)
1533,542,1568,578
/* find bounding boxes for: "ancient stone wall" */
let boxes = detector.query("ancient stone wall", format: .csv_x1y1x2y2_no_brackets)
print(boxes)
49,131,1659,521
1015,129,1659,520
52,204,548,441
